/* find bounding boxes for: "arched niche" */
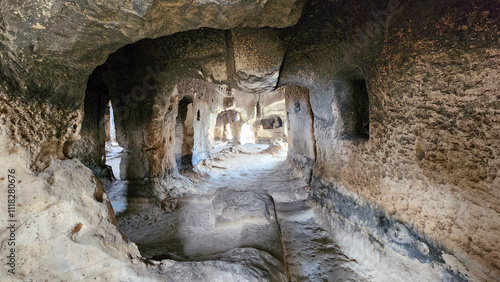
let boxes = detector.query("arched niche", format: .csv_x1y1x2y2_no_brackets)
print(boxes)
333,67,370,140
175,96,195,171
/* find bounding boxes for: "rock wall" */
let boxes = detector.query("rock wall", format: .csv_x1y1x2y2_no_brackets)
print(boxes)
0,0,301,172
284,85,316,181
0,133,144,280
280,0,500,280
231,28,285,92
103,64,179,199
0,3,301,279
254,88,287,143
210,87,287,145
0,132,287,281
84,26,287,197
0,91,83,172
0,0,303,107
1,0,499,280
177,79,226,167
214,110,243,142
174,96,195,171
67,65,114,183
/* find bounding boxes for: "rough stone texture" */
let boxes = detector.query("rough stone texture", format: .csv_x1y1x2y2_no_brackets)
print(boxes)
209,87,287,145
212,188,272,227
67,65,115,182
230,88,259,123
174,96,195,171
84,27,287,197
0,132,287,281
312,202,454,282
0,0,303,105
116,186,286,279
231,28,285,92
279,0,500,280
254,88,287,143
98,30,230,196
284,85,315,181
259,88,286,120
0,91,82,172
312,179,467,281
177,189,283,261
214,110,244,142
176,79,229,167
0,0,302,170
255,115,285,143
0,134,143,281
1,0,499,280
150,248,287,282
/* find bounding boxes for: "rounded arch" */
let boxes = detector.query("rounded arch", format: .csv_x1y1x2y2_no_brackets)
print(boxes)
175,96,195,171
213,110,242,142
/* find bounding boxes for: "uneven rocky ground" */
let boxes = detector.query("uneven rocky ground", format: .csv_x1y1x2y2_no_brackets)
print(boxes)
107,143,368,281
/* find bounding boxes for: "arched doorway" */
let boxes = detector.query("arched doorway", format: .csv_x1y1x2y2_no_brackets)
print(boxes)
175,96,195,171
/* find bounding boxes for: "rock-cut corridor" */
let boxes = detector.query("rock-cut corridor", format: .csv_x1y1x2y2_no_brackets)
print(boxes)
0,0,498,281
113,143,368,281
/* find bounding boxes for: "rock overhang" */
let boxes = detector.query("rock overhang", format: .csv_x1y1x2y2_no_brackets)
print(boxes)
0,0,305,106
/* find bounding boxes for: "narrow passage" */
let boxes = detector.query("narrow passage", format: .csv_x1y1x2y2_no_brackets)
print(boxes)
107,143,365,281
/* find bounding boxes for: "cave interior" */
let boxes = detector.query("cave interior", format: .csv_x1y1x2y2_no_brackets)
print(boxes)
0,0,499,281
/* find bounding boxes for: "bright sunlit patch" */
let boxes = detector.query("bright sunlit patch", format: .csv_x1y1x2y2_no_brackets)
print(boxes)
239,123,254,145
225,123,233,140
105,102,124,179
108,101,119,146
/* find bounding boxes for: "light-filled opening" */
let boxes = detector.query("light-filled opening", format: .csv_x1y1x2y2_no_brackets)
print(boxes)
239,123,255,145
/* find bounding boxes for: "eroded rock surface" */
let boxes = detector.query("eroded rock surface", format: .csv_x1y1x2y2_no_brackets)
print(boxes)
212,188,273,227
0,138,142,281
117,187,284,263
0,0,499,280
0,0,303,106
278,0,499,280
150,248,287,282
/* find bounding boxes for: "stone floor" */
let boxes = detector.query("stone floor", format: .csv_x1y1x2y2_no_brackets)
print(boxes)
105,143,366,281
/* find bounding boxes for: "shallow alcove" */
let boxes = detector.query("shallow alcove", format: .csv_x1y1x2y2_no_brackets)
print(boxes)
261,115,283,130
175,96,195,171
333,67,370,140
256,115,286,143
